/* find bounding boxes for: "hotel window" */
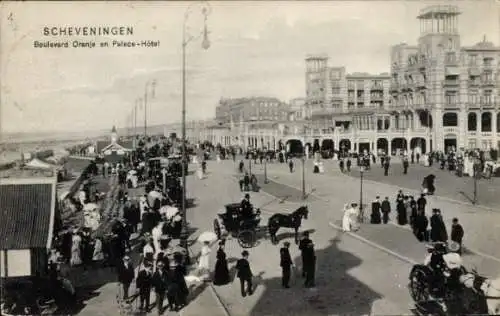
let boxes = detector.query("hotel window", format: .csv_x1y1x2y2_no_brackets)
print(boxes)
484,58,493,67
347,80,355,89
446,52,456,63
468,139,477,149
469,92,479,104
332,87,340,94
469,54,477,66
483,71,493,81
445,93,458,105
483,91,493,104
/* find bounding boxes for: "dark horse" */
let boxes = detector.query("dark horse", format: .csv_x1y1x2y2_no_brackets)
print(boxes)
268,206,309,244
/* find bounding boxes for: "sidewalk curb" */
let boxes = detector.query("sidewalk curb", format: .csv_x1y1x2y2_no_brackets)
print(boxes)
208,284,231,316
328,222,418,265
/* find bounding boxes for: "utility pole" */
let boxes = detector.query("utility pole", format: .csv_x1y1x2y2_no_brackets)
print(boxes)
144,83,148,138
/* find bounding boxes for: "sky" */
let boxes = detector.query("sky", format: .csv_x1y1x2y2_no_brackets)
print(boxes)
1,0,499,134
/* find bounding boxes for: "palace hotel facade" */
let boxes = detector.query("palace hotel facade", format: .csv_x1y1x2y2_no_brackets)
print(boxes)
182,5,500,155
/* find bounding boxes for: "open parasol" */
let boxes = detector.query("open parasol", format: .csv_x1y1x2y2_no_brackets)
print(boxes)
83,203,98,211
197,231,217,244
160,206,179,219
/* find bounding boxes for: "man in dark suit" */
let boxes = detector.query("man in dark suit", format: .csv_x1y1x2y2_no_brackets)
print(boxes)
136,262,153,311
303,241,316,288
235,250,253,297
298,231,312,277
152,261,169,314
450,218,464,255
280,241,293,288
381,197,391,224
240,193,253,220
117,255,135,300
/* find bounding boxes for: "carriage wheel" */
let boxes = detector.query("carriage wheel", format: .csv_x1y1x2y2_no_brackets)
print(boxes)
409,268,430,303
237,230,256,248
213,219,221,240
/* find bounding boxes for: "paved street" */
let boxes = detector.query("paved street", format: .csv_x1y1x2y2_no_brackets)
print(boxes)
343,158,500,210
182,159,427,315
255,158,500,263
64,158,500,316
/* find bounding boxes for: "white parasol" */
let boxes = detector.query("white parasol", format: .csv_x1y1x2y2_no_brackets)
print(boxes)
128,170,137,175
197,231,217,244
83,203,98,211
160,206,179,219
148,190,162,200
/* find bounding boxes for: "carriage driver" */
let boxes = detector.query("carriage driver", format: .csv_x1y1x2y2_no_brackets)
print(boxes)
240,193,253,220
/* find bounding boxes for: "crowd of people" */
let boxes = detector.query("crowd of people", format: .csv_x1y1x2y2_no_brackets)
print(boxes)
367,188,465,254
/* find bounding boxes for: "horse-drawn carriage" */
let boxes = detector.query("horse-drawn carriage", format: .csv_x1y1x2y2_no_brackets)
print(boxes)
213,203,261,248
408,242,499,315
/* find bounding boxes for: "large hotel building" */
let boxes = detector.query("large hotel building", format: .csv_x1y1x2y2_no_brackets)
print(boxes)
194,5,500,155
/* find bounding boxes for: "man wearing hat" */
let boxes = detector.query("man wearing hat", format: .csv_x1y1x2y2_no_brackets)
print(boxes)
280,241,293,288
235,250,253,297
240,193,253,221
117,255,135,300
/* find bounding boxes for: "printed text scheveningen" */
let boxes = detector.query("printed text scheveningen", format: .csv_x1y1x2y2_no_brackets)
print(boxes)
43,26,133,36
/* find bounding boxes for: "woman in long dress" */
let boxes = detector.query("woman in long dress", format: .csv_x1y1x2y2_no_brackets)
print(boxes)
342,203,359,232
92,237,105,263
198,241,211,279
213,241,230,285
70,231,82,266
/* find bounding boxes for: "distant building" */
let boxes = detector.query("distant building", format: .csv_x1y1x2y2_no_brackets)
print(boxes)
215,97,289,124
288,98,307,121
96,126,133,163
285,5,500,155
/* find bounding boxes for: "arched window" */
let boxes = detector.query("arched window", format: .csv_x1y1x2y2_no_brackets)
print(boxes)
467,113,477,131
481,112,492,132
443,113,458,127
384,118,390,130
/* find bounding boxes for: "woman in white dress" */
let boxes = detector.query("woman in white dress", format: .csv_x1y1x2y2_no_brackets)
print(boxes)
70,231,82,266
92,238,105,262
151,222,164,253
198,241,211,279
342,203,360,232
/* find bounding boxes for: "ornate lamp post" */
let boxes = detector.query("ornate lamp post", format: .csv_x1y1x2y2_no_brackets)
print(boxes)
143,80,156,138
302,153,306,200
359,164,366,223
180,1,211,263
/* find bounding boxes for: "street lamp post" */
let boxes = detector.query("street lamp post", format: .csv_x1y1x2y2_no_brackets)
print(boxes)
248,157,252,176
180,1,211,263
264,158,268,184
359,165,365,223
302,154,306,200
473,158,479,205
143,80,156,139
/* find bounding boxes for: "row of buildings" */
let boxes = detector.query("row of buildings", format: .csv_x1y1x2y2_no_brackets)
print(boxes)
172,5,500,156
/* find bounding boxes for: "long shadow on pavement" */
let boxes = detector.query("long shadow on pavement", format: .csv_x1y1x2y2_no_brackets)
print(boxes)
248,236,383,316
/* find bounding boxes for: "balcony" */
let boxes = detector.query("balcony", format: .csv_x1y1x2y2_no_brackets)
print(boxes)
370,95,384,101
390,83,399,92
415,77,426,87
481,132,493,137
481,79,495,86
443,127,459,134
468,79,481,87
443,79,459,86
370,84,384,91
